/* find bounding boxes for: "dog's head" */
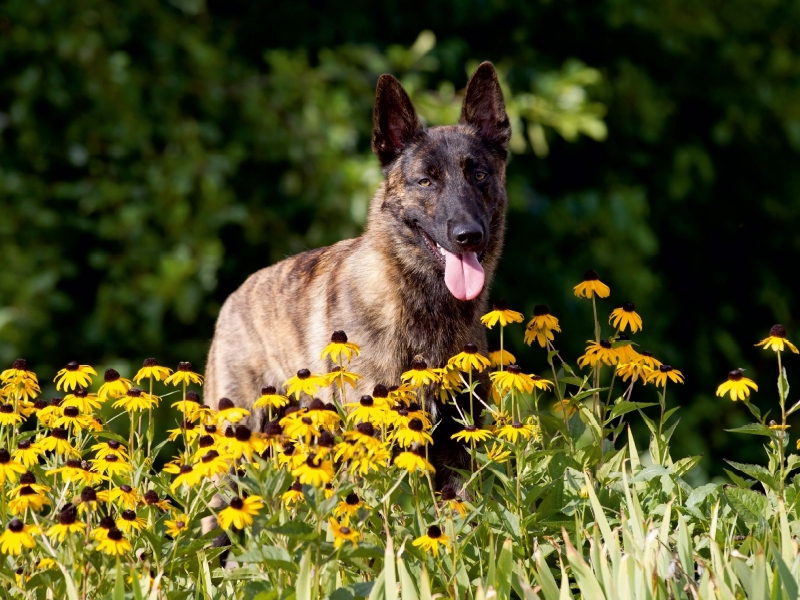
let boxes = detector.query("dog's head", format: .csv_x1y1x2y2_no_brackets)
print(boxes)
369,62,511,302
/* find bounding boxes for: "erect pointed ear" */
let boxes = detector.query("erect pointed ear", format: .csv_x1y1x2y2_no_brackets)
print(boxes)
372,74,423,167
459,62,511,154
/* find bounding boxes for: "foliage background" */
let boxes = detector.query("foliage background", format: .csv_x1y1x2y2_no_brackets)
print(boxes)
1,0,799,478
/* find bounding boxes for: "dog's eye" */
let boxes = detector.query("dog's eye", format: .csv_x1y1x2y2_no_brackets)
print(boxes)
418,178,432,186
474,171,487,181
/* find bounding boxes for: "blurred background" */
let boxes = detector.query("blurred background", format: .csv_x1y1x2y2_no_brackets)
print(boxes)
2,0,799,480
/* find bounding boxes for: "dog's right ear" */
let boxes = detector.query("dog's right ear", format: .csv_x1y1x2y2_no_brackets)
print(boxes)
372,75,422,167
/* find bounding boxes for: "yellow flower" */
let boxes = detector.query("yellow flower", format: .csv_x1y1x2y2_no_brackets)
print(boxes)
577,340,619,368
168,421,201,444
0,519,40,555
284,369,326,400
615,362,653,383
54,362,97,392
321,330,361,364
164,514,189,538
485,442,512,463
93,452,133,476
412,525,450,557
344,395,387,425
333,492,368,521
439,486,468,518
392,418,434,448
487,340,516,369
61,388,102,413
755,324,799,354
91,439,129,461
524,305,562,348
10,472,50,496
217,495,264,530
97,368,133,401
573,270,611,299
109,485,142,510
490,365,552,394
0,359,37,385
253,385,290,410
480,299,525,329
214,398,251,425
164,362,205,386
451,426,493,444
609,302,643,333
53,406,95,432
75,487,111,514
97,529,131,555
401,356,441,387
328,518,360,548
448,343,491,373
342,422,381,449
292,453,335,487
221,425,267,462
281,481,305,506
0,449,26,485
112,388,158,412
434,363,464,403
170,464,200,492
2,377,41,402
497,421,535,444
716,369,758,401
0,404,23,427
37,427,79,457
195,450,230,479
133,358,173,383
394,444,435,474
553,399,578,417
116,509,147,533
635,350,662,370
46,505,86,542
8,486,50,514
388,383,417,406
324,366,364,390
646,365,684,387
769,421,789,431
613,333,640,363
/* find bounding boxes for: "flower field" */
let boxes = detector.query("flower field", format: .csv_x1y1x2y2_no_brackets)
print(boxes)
1,272,799,600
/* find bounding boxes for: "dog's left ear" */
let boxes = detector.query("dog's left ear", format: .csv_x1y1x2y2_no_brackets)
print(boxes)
372,74,423,167
460,62,511,153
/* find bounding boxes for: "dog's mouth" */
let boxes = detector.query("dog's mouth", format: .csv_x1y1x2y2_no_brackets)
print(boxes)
419,227,486,301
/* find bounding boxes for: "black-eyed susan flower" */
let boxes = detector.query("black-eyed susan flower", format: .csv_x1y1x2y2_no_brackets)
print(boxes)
62,388,102,414
609,302,643,333
214,397,251,425
497,421,535,444
93,452,133,476
116,509,146,533
164,362,204,387
3,376,41,402
328,518,360,548
716,369,758,401
35,398,63,428
54,361,97,392
45,458,84,484
8,485,50,514
285,414,322,441
97,368,133,401
217,495,264,530
281,481,305,506
487,339,516,369
11,471,50,496
490,364,552,394
333,492,367,521
553,399,578,417
90,515,117,541
439,485,468,518
524,305,562,348
1,359,37,385
573,270,611,299
613,333,640,363
635,350,662,370
278,442,307,470
647,365,684,387
0,404,22,427
394,443,435,474
133,358,172,384
143,489,171,511
170,389,204,421
292,453,334,486
769,421,790,431
345,395,386,425
406,402,433,429
284,369,326,400
112,388,158,413
168,420,200,444
169,464,200,492
164,514,189,538
46,504,86,542
222,425,267,461
195,449,229,479
350,443,391,476
53,405,94,432
253,386,290,411
0,519,40,555
91,439,129,461
412,525,450,557
615,362,652,384
577,340,619,368
393,418,433,448
321,330,361,364
306,398,341,430
76,462,107,487
448,343,491,373
401,356,440,387
451,425,493,444
485,442,512,463
387,383,417,406
109,485,142,510
342,422,380,449
756,324,799,354
97,528,131,555
75,486,110,514
0,449,26,485
480,299,524,329
434,363,463,402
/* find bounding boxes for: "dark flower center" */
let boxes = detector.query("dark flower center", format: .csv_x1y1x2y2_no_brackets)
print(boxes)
202,450,219,463
104,368,120,382
532,375,542,381
179,464,193,474
225,426,235,438
8,519,23,533
641,350,653,357
234,426,251,442
122,510,136,521
18,485,35,496
127,389,142,398
331,330,348,343
507,364,522,375
52,428,67,440
340,526,351,535
623,302,635,312
408,418,423,432
305,453,321,467
318,431,335,447
410,443,426,457
198,435,214,448
411,356,428,371
408,402,420,412
18,439,31,450
291,481,303,492
65,361,79,371
144,490,159,504
105,453,118,462
66,459,82,468
142,358,158,367
59,505,77,525
309,398,326,411
583,270,599,281
63,406,79,418
204,425,217,434
230,497,244,510
493,298,509,311
265,421,283,436
108,528,123,541
616,333,630,341
533,304,550,316
301,417,313,425
75,388,87,397
462,343,478,354
283,443,296,455
81,487,97,502
20,471,35,484
185,390,200,402
0,404,12,414
345,492,360,505
660,365,673,372
175,521,185,529
359,395,374,407
262,386,277,395
107,440,120,450
512,421,523,428
297,369,311,380
373,384,389,398
33,399,47,410
465,425,477,432
728,369,743,381
177,362,193,372
599,340,612,349
218,398,234,411
441,485,456,501
771,324,787,338
427,525,442,538
12,359,28,371
356,422,375,437
120,484,132,493
50,398,62,407
99,516,115,529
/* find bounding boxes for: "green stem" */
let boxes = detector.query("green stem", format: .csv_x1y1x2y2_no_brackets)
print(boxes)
778,350,786,497
500,326,505,371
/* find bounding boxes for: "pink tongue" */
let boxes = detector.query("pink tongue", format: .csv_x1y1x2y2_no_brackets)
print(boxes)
443,250,485,300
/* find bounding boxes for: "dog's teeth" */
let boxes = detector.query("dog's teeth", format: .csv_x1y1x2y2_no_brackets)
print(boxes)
436,243,445,256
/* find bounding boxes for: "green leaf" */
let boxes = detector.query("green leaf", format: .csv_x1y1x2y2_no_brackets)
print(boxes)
786,398,800,416
114,560,126,600
724,423,776,437
770,541,798,600
267,521,318,540
724,468,756,488
547,350,559,366
496,538,513,600
296,548,312,600
607,401,657,422
397,559,419,600
563,530,605,599
724,460,778,490
722,485,769,526
672,454,703,476
384,534,397,600
558,376,585,386
779,366,790,402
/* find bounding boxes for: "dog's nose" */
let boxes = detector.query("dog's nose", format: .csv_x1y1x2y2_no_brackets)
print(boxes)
452,224,484,251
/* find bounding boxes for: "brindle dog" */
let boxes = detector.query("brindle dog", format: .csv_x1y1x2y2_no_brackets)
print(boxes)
204,62,511,487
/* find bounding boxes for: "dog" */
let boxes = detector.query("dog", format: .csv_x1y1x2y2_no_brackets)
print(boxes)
204,61,511,485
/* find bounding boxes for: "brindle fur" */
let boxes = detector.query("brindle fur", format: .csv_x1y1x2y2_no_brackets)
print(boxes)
204,62,511,486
